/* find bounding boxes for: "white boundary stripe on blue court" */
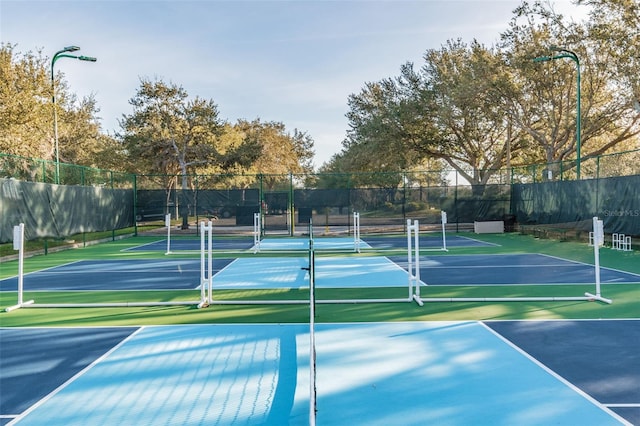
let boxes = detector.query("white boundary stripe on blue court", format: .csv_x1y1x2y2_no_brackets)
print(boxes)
9,322,629,426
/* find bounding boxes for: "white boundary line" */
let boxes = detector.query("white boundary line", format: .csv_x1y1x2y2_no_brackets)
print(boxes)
479,321,633,426
7,327,144,426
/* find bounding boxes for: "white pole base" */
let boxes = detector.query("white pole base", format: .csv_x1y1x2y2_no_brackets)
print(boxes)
5,299,35,312
584,292,613,304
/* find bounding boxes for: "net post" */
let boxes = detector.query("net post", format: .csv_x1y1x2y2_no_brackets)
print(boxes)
5,223,34,312
413,219,421,300
407,219,424,306
441,211,448,252
353,212,361,253
198,221,213,308
585,216,612,304
253,212,261,253
165,213,172,255
407,219,413,299
199,221,206,306
207,220,213,304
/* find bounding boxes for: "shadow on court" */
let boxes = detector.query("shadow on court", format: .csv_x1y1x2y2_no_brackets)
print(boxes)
1,321,636,425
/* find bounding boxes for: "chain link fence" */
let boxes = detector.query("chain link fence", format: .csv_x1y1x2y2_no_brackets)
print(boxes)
2,149,639,242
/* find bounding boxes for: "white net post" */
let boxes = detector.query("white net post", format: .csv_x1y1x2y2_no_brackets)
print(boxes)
585,217,612,304
165,213,172,255
353,211,361,253
198,220,213,308
14,223,23,305
253,212,261,253
407,219,423,305
413,220,421,299
207,220,213,304
5,223,34,312
200,221,206,305
441,211,448,252
407,219,413,298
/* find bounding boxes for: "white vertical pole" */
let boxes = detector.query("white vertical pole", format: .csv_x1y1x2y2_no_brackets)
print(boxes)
407,219,413,298
353,212,360,253
200,221,206,304
253,213,261,253
593,217,602,297
6,223,34,312
413,219,421,299
165,213,172,255
585,217,612,304
207,220,213,304
15,223,24,305
441,211,448,251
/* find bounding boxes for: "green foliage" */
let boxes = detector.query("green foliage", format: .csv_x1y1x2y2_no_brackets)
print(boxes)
0,44,54,159
121,78,226,176
500,0,640,172
0,44,119,169
581,0,640,103
332,0,639,182
341,41,526,188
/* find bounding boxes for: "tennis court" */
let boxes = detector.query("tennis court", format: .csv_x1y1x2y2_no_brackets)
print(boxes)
1,231,639,425
0,255,411,292
2,320,638,425
2,248,638,293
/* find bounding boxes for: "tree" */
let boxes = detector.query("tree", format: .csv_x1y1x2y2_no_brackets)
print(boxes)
339,41,525,194
0,44,117,180
0,44,52,161
120,78,259,227
500,0,640,178
579,0,640,105
231,119,315,190
419,39,529,190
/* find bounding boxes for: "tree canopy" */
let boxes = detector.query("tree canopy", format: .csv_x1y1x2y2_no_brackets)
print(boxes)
333,0,639,184
2,0,639,183
0,44,108,167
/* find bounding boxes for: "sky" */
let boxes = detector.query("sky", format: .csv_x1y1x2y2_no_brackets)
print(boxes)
0,0,589,168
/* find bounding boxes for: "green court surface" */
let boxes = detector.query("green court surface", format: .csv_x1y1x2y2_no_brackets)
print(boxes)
1,232,639,326
2,232,639,426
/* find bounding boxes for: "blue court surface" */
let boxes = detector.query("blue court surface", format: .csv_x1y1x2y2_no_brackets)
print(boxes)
257,237,368,251
1,321,636,425
213,256,411,289
127,237,255,252
3,253,638,293
125,235,492,252
0,259,234,291
125,237,364,252
362,234,495,249
390,253,640,286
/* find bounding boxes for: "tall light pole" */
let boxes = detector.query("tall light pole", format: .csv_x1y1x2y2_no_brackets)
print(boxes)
533,45,581,180
51,46,97,184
